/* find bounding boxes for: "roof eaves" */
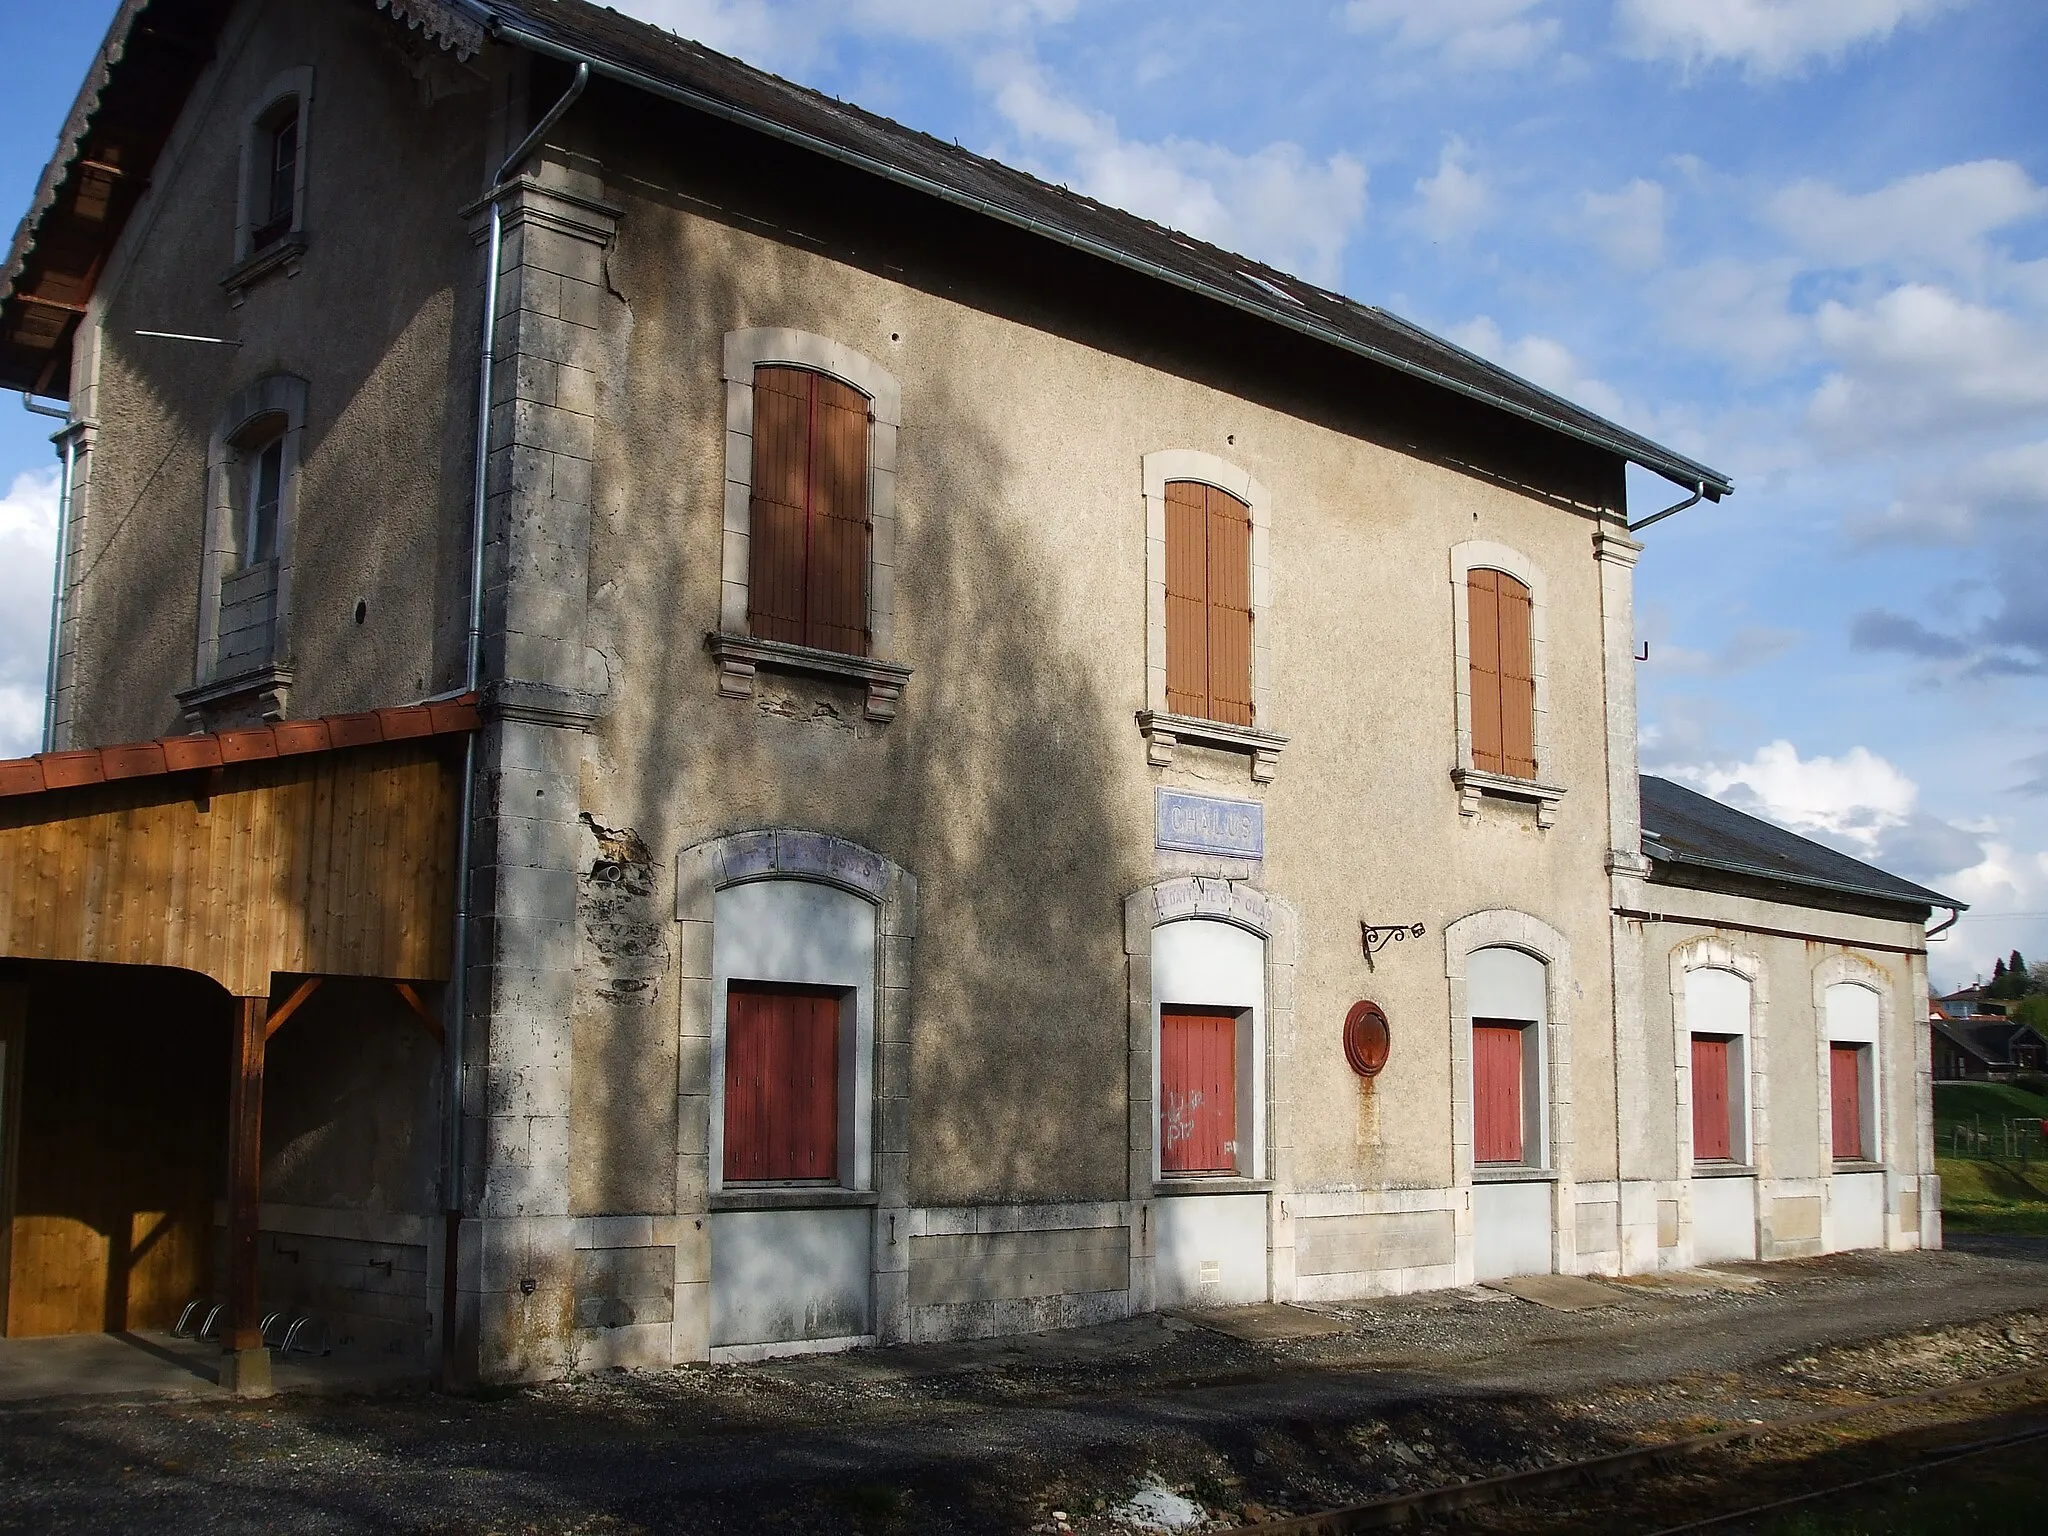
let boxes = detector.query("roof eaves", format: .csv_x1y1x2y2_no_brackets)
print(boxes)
481,6,1732,499
1643,842,1957,914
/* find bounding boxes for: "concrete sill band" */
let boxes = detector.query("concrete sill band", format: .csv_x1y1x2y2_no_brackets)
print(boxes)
1136,709,1288,782
1832,1160,1888,1175
707,632,912,722
1451,766,1567,828
1472,1165,1558,1184
707,1187,882,1212
221,233,307,305
1693,1162,1760,1179
1153,1178,1275,1198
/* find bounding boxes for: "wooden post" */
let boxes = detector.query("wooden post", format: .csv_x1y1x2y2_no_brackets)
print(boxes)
221,994,271,1396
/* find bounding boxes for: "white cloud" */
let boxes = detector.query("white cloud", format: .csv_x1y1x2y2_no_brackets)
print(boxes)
1449,317,1629,421
608,0,804,64
1616,0,1968,79
1766,160,2048,283
1655,256,1807,370
611,0,1079,64
0,467,58,760
1807,283,2048,445
1646,623,1800,675
1412,137,1491,243
1847,439,2048,546
1581,178,1667,270
1671,739,1918,855
986,57,1367,284
1344,0,1559,69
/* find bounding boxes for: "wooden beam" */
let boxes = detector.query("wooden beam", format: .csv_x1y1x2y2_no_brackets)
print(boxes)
392,982,445,1048
225,996,267,1363
261,977,322,1041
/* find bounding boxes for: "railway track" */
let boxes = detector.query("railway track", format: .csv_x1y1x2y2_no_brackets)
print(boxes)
1218,1363,2048,1534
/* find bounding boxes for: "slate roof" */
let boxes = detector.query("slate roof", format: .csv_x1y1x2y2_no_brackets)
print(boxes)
0,696,479,800
1933,1016,2046,1069
1639,774,1960,913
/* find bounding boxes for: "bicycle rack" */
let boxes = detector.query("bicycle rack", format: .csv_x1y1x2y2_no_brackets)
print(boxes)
172,1300,208,1338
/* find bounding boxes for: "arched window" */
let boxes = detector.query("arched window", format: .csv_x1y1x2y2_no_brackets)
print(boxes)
1467,567,1535,779
250,97,300,251
746,365,871,656
1164,480,1254,727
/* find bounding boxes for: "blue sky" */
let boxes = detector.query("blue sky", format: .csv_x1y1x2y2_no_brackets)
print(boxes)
2,0,2044,986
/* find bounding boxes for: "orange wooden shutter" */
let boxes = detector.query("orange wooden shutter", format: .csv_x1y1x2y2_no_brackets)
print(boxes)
1691,1036,1732,1160
748,367,811,645
1163,482,1253,726
808,374,871,657
1468,569,1504,774
724,984,840,1182
1472,1022,1524,1163
1160,1009,1238,1174
1830,1044,1864,1161
1164,482,1209,717
1497,572,1536,778
747,367,870,656
1206,487,1254,727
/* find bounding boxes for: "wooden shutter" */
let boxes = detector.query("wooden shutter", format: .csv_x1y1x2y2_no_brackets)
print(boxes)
1691,1036,1732,1160
746,366,870,656
1160,1008,1238,1174
723,984,840,1182
1469,569,1536,778
1472,1022,1524,1164
1830,1044,1864,1161
1496,573,1536,778
1163,481,1254,726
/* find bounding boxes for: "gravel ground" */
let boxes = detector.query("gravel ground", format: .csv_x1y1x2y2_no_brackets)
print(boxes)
1,1236,2043,1534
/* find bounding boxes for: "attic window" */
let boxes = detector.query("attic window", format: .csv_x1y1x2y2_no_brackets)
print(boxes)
250,99,300,250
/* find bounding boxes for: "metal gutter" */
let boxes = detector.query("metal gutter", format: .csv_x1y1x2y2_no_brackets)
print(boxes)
1642,842,1959,916
480,11,1733,500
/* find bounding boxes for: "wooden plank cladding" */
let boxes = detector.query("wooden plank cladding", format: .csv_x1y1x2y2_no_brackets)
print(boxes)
0,737,463,996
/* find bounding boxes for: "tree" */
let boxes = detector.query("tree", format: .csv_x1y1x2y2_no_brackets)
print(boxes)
1990,957,2011,998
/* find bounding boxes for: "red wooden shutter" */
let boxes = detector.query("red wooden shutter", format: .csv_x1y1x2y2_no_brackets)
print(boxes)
1691,1036,1732,1160
724,984,840,1182
808,374,871,656
748,367,812,645
1163,482,1253,726
1496,572,1537,778
1472,1022,1524,1164
1830,1044,1864,1161
1160,1009,1238,1174
1468,570,1504,775
1164,482,1209,718
747,366,870,656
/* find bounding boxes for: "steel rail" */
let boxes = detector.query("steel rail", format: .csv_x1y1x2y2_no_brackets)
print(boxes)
1217,1362,2048,1535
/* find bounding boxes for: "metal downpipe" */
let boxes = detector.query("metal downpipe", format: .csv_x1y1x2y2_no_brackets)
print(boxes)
23,393,73,753
443,60,589,1366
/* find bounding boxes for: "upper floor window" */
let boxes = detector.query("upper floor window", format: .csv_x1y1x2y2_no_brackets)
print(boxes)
1164,480,1254,727
242,425,285,566
747,365,871,657
1467,567,1535,778
251,100,300,251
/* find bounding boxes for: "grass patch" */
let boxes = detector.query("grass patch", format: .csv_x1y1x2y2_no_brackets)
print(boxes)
1934,1080,2048,1126
1937,1154,2048,1234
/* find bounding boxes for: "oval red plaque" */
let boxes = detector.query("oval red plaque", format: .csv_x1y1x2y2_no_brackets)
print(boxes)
1344,1000,1390,1078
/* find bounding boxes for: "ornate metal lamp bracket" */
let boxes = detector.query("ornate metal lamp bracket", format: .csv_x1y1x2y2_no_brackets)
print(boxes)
1361,921,1426,970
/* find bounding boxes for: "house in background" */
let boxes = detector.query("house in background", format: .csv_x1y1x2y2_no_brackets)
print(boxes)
0,0,1957,1391
1932,1016,2048,1081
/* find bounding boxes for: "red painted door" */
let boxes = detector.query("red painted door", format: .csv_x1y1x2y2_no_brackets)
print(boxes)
1830,1044,1865,1161
724,984,840,1182
1473,1023,1524,1164
1691,1036,1733,1160
1160,1009,1238,1174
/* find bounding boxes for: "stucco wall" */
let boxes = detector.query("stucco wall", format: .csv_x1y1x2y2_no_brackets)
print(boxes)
59,0,486,746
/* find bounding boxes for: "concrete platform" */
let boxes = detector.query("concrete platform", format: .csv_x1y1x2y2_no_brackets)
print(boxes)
0,1330,426,1403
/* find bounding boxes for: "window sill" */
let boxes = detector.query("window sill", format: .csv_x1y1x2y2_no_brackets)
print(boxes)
1452,766,1566,828
1473,1164,1556,1184
221,233,307,307
1137,710,1287,782
176,662,293,729
1692,1162,1757,1179
708,1187,880,1212
1153,1177,1271,1197
1831,1160,1885,1175
708,632,911,722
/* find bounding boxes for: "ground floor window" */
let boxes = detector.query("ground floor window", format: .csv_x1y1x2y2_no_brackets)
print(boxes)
1472,1022,1527,1164
1160,1008,1241,1174
1691,1034,1738,1161
723,983,844,1183
1830,1042,1870,1162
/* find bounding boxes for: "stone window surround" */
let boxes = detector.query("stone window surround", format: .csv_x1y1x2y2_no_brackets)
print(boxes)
183,373,308,722
1815,954,1890,1170
675,830,917,1348
1676,954,1760,1170
1448,540,1563,826
1669,937,1772,1253
1150,917,1267,1186
1122,877,1300,1312
1139,450,1285,783
224,66,313,304
712,328,906,722
1443,908,1577,1275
